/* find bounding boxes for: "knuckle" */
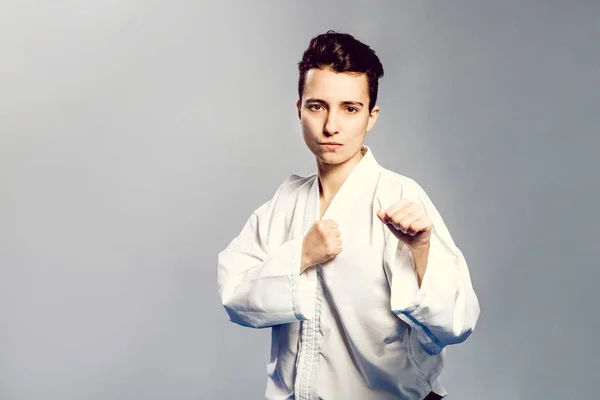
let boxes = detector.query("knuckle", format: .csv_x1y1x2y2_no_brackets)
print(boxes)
327,243,336,253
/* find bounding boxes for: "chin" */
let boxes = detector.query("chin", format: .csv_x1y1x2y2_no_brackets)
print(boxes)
317,151,349,165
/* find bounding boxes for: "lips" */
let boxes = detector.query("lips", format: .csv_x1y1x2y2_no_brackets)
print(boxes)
320,142,343,151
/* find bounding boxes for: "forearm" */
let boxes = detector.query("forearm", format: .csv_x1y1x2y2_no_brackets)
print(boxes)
410,243,430,288
218,238,317,328
391,246,480,354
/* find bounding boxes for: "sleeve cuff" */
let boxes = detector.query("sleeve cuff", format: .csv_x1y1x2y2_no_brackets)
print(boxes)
389,243,431,315
281,238,317,321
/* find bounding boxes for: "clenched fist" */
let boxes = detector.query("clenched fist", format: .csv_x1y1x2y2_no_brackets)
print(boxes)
300,219,342,273
377,199,432,250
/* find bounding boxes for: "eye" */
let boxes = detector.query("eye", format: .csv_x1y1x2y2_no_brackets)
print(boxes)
308,104,323,111
346,107,358,113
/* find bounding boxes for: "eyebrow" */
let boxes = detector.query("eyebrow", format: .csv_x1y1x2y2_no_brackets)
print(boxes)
305,98,364,107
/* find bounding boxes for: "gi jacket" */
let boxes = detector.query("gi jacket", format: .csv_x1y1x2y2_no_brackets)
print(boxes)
217,146,480,400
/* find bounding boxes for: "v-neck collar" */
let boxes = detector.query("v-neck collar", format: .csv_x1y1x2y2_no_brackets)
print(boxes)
310,145,381,225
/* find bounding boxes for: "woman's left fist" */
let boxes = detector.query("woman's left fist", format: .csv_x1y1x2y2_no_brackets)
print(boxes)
376,199,432,249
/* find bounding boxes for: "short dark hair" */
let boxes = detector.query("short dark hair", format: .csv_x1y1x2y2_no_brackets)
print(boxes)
298,30,384,112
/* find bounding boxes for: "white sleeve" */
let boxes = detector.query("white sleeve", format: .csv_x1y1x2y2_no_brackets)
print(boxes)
381,181,481,355
217,179,317,329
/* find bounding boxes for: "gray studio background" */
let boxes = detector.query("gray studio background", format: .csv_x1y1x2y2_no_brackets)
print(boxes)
1,1,599,399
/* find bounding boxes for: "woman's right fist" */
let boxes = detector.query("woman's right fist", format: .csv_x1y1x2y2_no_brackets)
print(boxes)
300,219,342,273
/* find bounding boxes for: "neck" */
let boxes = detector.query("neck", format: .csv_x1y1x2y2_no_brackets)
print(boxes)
317,148,365,201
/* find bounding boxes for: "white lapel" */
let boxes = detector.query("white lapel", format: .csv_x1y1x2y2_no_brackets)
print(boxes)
315,146,381,227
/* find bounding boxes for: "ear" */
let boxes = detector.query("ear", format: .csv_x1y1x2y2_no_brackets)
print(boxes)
366,105,380,132
296,99,302,121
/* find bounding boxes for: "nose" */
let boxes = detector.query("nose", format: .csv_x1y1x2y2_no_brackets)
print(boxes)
323,110,340,136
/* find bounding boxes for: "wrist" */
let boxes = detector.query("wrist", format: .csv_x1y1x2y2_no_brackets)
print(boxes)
300,255,311,274
408,242,430,254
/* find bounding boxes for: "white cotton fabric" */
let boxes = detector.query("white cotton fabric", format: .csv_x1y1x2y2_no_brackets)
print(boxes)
218,146,480,400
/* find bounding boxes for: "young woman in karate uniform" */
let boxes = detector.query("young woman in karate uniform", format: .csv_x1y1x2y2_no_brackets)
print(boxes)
218,31,480,400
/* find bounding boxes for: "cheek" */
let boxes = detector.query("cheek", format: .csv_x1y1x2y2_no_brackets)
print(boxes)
348,116,370,134
301,115,321,133
300,122,316,140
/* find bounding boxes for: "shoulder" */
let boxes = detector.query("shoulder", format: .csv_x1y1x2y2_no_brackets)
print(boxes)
279,173,316,195
268,173,317,205
376,167,447,225
253,173,316,216
376,166,428,199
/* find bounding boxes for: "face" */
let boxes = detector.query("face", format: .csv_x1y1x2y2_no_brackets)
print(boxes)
296,68,380,166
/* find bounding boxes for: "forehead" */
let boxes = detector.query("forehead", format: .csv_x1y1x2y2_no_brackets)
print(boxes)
303,68,369,101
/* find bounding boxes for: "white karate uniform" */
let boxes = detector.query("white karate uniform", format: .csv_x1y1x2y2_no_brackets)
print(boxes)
217,146,480,400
